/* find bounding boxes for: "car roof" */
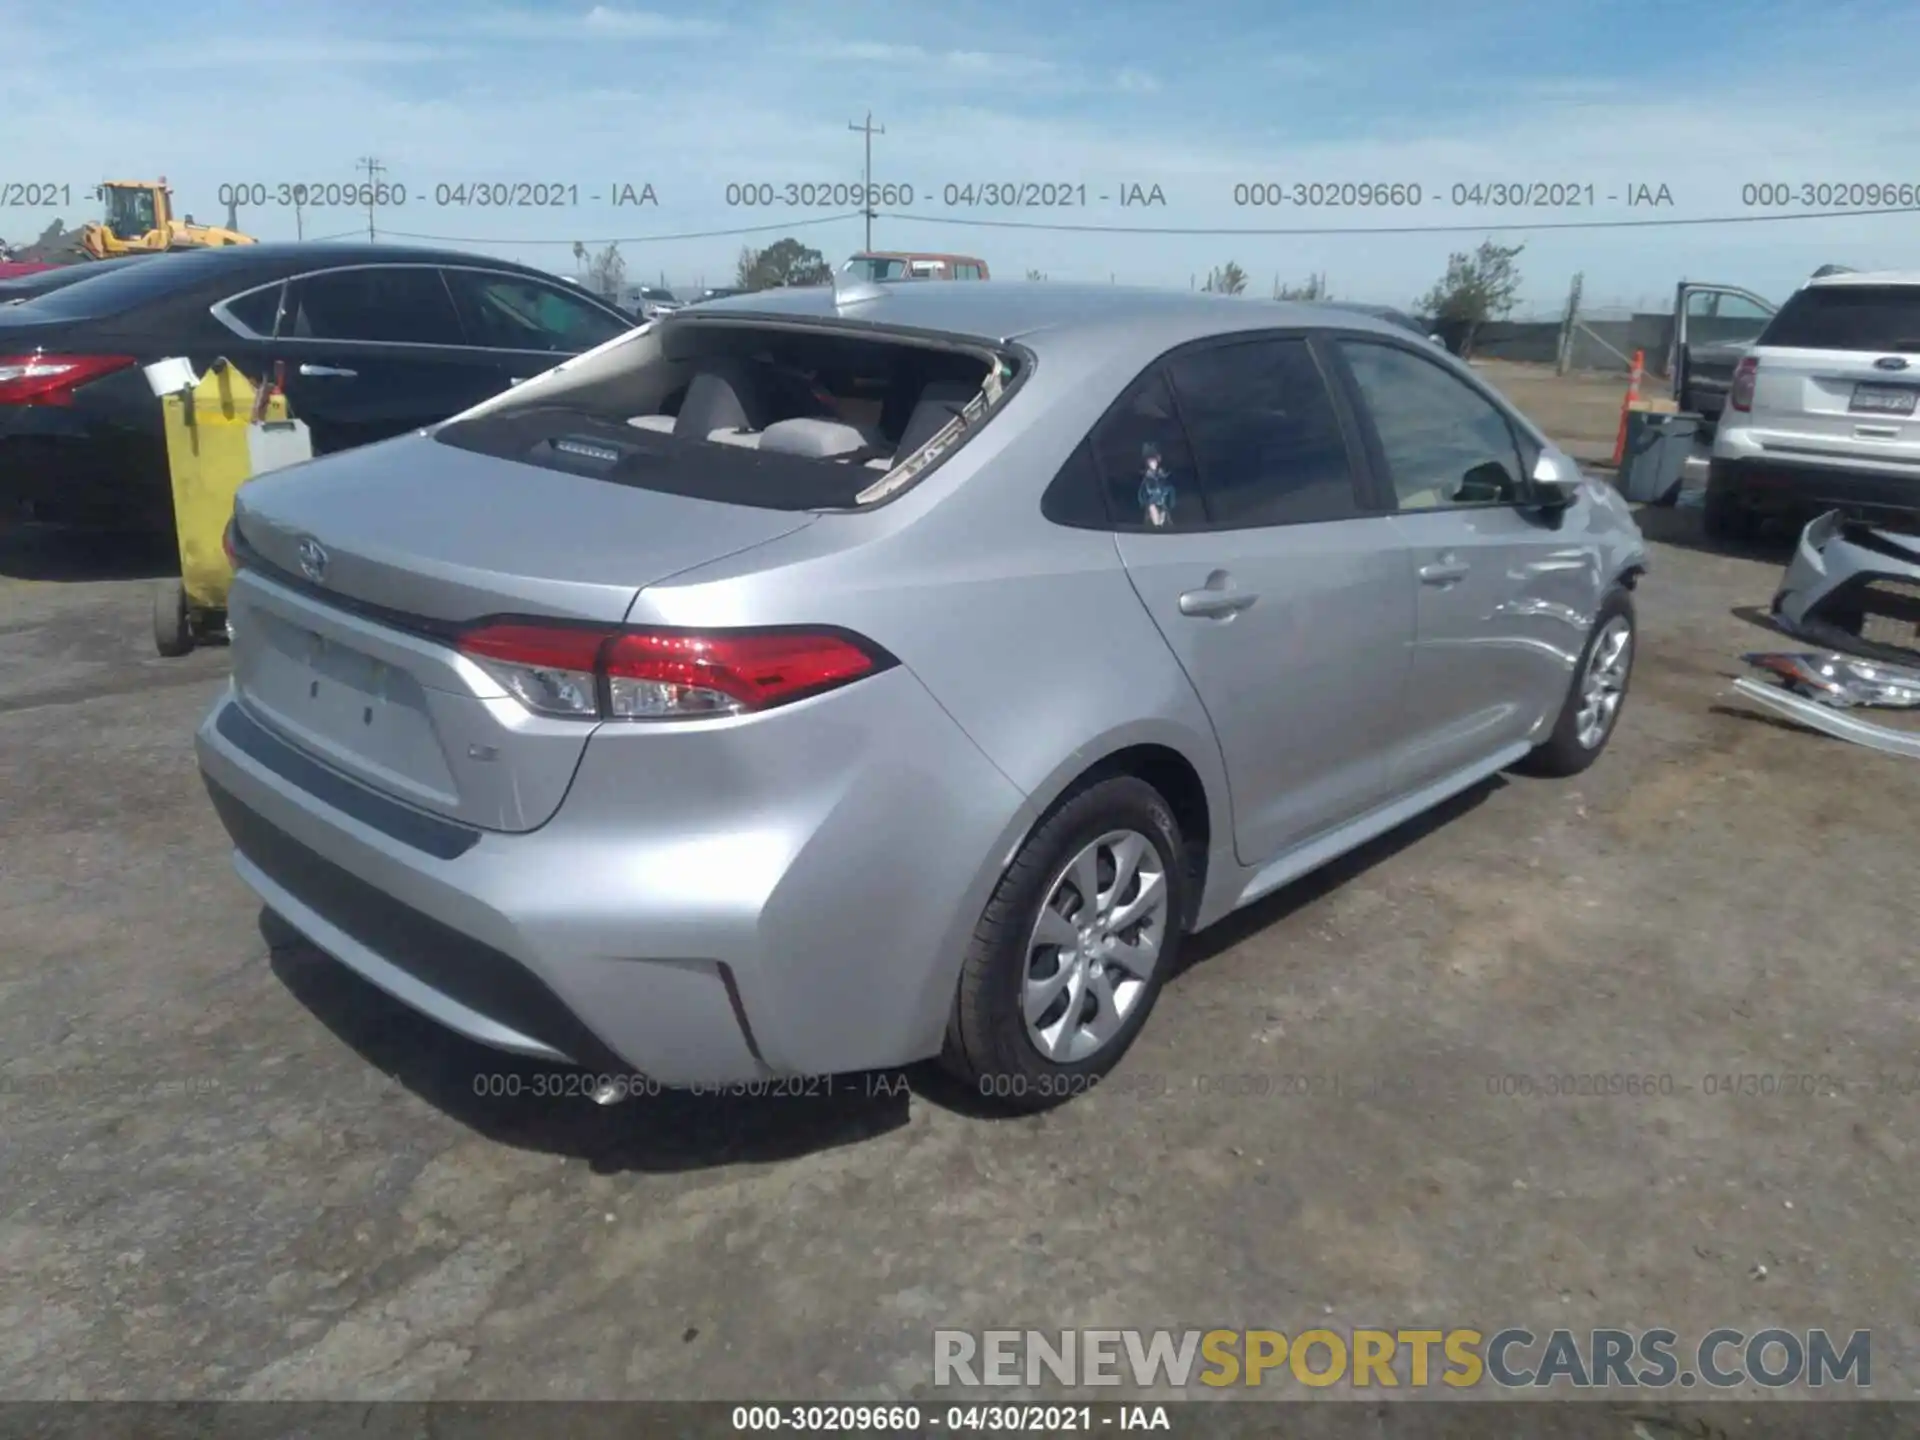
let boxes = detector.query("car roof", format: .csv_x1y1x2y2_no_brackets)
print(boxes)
676,280,1412,350
853,252,986,263
1805,269,1920,289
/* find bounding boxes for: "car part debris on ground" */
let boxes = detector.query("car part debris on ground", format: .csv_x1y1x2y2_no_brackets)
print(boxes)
1771,508,1920,664
1742,651,1920,708
1729,509,1920,756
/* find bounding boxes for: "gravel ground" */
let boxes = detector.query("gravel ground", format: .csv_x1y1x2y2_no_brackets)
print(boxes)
1,420,1916,1407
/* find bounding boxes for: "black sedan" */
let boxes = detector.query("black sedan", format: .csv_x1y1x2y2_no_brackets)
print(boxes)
0,254,165,306
0,242,636,532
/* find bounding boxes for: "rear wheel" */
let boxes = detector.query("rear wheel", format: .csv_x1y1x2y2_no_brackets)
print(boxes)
1516,588,1636,778
942,775,1187,1112
152,578,193,657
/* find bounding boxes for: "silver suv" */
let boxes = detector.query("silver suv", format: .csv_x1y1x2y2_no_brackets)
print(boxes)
1707,270,1920,538
196,283,1648,1109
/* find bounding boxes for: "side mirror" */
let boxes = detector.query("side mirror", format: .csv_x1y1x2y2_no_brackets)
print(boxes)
1528,450,1583,509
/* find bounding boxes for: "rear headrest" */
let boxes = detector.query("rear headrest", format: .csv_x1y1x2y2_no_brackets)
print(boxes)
757,417,884,460
673,357,779,436
894,380,979,459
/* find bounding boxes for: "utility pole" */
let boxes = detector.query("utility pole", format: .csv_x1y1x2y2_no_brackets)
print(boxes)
848,112,884,251
356,156,385,242
1556,271,1584,376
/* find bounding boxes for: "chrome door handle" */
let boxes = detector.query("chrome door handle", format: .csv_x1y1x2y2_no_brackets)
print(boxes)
1178,584,1259,618
297,364,357,378
1418,560,1470,585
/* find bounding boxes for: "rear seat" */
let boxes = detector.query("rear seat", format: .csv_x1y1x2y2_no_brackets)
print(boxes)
625,374,981,468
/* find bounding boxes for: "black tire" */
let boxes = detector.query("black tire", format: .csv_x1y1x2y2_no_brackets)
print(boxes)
941,774,1189,1112
1516,587,1637,778
1702,463,1755,541
153,578,193,657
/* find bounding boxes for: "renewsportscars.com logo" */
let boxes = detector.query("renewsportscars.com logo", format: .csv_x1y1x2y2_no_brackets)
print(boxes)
933,1327,1871,1391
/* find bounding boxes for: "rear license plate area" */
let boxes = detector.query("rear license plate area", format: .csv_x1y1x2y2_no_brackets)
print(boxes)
1849,383,1918,416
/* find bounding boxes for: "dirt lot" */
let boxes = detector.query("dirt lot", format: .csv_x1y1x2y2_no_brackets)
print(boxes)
2,376,1917,1405
1472,360,1638,460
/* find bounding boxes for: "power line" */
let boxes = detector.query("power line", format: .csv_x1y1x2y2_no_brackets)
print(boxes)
872,204,1920,236
373,213,863,246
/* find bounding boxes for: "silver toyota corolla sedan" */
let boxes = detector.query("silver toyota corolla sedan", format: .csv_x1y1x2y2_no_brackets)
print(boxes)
196,278,1648,1109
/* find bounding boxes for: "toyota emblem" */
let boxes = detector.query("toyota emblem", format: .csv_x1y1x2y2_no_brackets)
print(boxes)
296,537,330,583
1874,355,1910,371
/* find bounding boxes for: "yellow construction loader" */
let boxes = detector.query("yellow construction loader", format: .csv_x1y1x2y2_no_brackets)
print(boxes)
78,179,254,259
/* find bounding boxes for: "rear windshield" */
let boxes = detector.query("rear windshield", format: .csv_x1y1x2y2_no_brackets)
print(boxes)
8,251,224,321
1760,286,1920,353
433,321,1017,510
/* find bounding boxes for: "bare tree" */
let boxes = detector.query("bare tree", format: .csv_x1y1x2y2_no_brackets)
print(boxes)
1418,239,1526,358
1203,261,1248,296
586,243,626,302
1274,272,1328,301
1025,268,1047,281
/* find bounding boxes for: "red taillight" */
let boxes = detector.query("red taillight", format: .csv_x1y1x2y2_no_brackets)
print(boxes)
0,353,138,406
221,520,238,567
455,622,887,721
603,629,881,716
1729,355,1759,413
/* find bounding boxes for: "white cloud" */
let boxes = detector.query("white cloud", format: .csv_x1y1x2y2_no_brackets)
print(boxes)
581,5,729,38
470,6,728,41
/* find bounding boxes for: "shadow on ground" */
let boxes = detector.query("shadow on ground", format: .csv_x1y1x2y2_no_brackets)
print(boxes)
1630,500,1801,560
267,915,912,1173
264,778,1510,1140
0,523,176,582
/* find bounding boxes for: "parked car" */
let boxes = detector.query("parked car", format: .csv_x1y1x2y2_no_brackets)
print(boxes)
684,286,745,305
0,253,163,306
1669,280,1777,425
1706,270,1920,538
841,251,990,281
196,282,1646,1109
0,241,635,532
626,285,680,321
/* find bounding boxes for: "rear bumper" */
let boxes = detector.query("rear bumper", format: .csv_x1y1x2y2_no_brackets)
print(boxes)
195,667,1030,1086
0,421,170,529
1711,431,1920,522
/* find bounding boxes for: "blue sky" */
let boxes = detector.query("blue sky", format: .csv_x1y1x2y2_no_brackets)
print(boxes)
6,0,1919,310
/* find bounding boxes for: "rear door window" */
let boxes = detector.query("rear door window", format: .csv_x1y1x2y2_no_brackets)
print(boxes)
1165,338,1364,526
221,283,284,336
444,271,632,353
1088,369,1203,530
1760,286,1920,352
286,267,465,345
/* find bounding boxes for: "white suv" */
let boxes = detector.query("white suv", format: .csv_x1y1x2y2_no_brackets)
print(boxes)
1707,270,1920,538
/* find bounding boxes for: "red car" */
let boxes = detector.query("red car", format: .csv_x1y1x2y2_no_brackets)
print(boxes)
0,262,57,280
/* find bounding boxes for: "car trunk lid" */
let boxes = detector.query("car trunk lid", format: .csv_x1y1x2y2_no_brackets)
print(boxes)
1747,286,1920,463
228,430,818,832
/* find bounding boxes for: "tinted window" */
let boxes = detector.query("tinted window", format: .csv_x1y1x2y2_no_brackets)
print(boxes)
1165,338,1360,526
1089,369,1202,529
288,267,464,344
445,271,631,352
223,283,283,335
1041,439,1111,528
954,263,982,280
1759,286,1920,352
1340,341,1525,509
